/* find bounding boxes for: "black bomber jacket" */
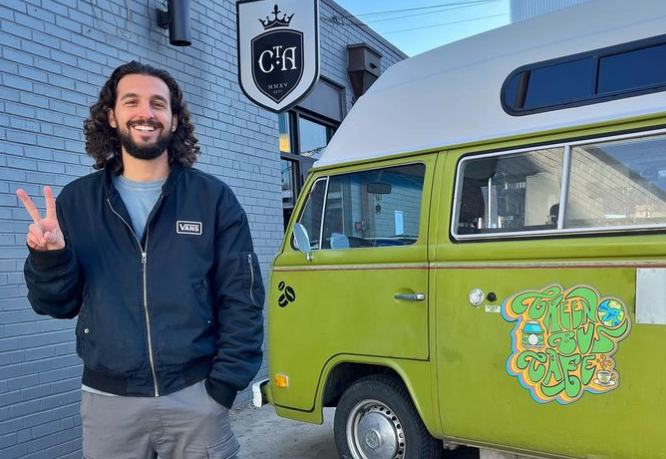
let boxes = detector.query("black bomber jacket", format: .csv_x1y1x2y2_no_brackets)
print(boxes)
24,161,265,408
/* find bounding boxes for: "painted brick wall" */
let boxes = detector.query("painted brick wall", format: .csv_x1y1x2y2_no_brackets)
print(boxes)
0,0,405,456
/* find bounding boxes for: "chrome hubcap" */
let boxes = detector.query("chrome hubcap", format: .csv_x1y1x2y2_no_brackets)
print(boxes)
346,400,405,459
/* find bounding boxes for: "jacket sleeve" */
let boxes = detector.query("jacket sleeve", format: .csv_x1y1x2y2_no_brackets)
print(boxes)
205,186,265,409
24,200,83,319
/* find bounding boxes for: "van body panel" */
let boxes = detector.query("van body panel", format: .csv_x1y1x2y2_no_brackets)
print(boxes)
268,117,666,458
435,264,659,458
434,122,666,459
266,1,666,454
274,404,323,424
268,154,437,411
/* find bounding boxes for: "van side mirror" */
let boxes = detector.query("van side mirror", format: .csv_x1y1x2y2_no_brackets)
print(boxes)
293,223,313,261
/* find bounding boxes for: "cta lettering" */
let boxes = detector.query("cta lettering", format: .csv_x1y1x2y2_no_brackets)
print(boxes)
258,45,298,73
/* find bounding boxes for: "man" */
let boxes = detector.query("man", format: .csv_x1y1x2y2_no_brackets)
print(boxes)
17,61,264,459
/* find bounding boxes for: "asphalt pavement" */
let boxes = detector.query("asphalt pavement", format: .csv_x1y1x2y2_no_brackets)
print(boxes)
231,404,481,459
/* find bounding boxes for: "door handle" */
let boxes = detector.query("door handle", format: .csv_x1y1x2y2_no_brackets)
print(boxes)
394,293,426,302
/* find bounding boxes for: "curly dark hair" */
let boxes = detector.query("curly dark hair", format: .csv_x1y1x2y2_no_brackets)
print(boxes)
84,61,200,174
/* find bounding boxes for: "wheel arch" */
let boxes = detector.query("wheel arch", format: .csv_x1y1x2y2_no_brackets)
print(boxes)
317,355,440,437
322,362,400,407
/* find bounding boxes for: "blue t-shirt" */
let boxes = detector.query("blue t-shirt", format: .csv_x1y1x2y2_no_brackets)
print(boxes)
112,174,167,241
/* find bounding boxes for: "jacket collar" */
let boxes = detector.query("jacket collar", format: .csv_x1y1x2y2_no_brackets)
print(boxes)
104,159,185,198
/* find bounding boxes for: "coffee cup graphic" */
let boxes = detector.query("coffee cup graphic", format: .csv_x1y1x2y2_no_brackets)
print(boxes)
596,370,614,386
521,320,544,348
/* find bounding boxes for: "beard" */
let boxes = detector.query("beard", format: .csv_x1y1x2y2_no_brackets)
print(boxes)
118,121,174,161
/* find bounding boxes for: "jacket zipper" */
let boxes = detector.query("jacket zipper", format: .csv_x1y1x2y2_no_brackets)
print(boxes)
107,197,162,397
247,253,256,306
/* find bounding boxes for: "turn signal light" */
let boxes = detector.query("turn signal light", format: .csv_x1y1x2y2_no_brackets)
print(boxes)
274,374,289,388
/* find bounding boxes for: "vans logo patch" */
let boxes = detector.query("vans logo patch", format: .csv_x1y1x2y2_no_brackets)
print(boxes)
176,221,202,235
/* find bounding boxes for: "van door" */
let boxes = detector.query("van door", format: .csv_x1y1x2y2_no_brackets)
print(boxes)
434,132,666,459
270,155,436,411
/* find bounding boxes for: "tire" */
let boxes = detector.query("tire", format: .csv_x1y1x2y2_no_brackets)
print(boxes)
334,375,440,459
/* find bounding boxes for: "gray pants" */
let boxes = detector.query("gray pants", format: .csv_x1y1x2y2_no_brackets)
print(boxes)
81,380,241,459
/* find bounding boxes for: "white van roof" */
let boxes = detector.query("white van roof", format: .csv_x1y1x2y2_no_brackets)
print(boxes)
316,0,666,168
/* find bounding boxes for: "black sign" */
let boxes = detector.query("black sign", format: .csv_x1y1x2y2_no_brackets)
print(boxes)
237,0,319,113
252,30,304,103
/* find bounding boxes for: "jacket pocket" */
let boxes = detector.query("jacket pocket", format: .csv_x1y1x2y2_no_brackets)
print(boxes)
242,252,264,309
75,291,91,358
75,311,88,359
197,278,213,323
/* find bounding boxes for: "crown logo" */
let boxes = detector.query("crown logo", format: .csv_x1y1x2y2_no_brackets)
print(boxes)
259,4,294,30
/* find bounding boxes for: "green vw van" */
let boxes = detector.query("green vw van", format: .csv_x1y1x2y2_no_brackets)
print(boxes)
255,1,666,458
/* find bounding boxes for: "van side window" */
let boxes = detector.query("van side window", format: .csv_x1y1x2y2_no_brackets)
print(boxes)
566,135,666,229
454,131,666,239
320,164,426,249
456,148,564,234
297,178,328,250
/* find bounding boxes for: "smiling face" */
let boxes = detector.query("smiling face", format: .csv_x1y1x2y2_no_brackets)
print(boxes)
108,73,178,161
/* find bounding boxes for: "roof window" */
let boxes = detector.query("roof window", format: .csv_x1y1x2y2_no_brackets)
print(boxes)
502,34,666,115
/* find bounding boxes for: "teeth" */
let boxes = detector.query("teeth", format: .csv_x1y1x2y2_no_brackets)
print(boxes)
133,125,156,132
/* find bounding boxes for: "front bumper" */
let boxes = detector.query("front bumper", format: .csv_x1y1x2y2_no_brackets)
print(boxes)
252,378,271,407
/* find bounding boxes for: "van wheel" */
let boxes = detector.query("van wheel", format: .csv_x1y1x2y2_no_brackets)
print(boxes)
334,375,440,459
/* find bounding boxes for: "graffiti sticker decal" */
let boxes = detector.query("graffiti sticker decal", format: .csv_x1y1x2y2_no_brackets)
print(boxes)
502,284,631,404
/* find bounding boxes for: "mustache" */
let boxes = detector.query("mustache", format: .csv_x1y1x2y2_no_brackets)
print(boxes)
127,120,164,129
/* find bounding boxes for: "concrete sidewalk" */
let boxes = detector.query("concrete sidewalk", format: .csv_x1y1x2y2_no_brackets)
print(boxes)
231,404,338,459
231,404,480,459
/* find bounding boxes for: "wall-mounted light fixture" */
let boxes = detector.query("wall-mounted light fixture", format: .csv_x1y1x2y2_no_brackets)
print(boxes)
156,0,192,46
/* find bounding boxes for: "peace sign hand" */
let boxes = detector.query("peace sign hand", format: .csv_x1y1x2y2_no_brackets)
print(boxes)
16,186,66,251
